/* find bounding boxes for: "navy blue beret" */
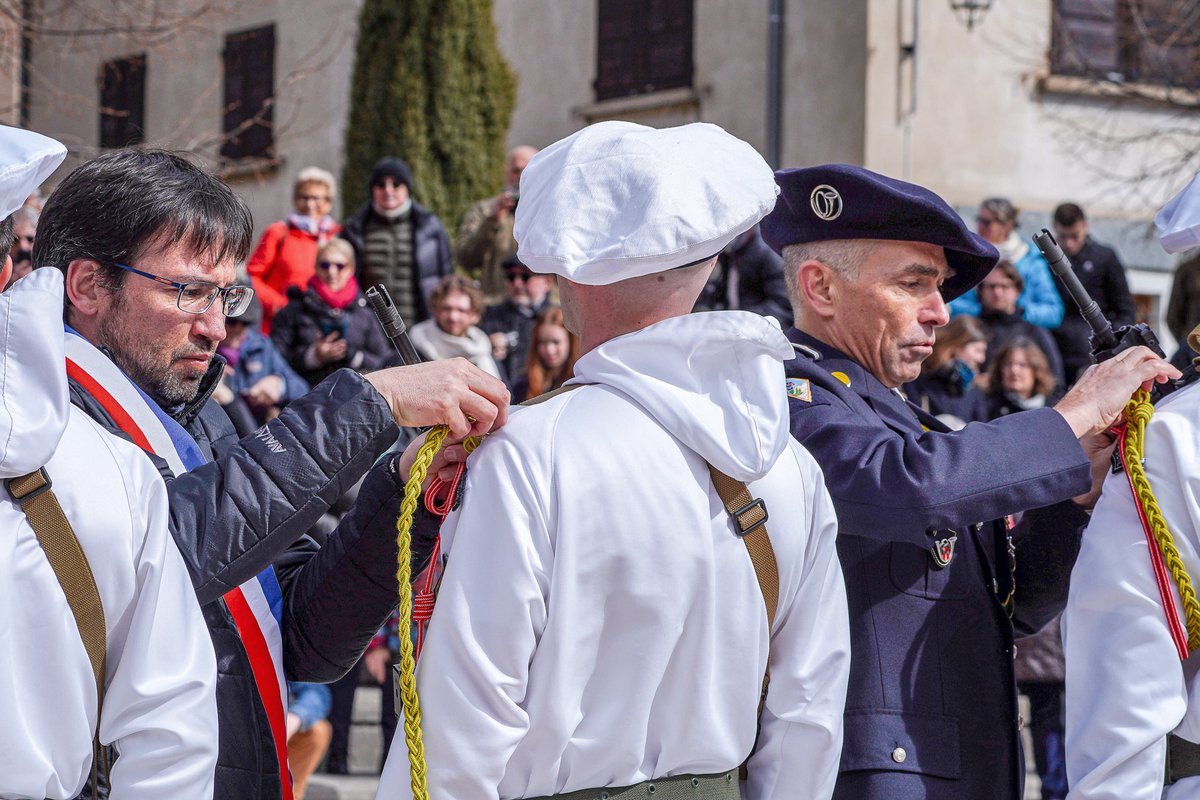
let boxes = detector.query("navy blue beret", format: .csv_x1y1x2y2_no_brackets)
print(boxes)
760,164,999,301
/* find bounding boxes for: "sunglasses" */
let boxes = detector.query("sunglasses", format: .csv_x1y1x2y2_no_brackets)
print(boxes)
506,272,533,283
318,261,351,272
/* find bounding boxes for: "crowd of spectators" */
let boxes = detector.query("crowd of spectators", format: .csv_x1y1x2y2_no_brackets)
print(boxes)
219,159,1162,795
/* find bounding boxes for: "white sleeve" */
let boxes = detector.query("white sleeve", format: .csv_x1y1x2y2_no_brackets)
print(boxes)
1064,416,1194,800
745,447,850,800
379,435,549,800
98,454,219,800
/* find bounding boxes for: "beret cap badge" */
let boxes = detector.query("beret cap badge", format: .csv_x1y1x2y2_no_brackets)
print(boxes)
810,184,843,221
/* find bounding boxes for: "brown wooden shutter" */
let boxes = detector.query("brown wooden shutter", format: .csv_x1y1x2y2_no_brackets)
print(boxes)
98,54,146,149
1126,0,1200,88
1051,0,1122,79
221,24,275,160
595,0,693,101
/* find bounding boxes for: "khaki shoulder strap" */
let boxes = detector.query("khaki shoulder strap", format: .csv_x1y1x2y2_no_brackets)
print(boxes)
707,465,779,629
518,381,590,407
8,468,109,795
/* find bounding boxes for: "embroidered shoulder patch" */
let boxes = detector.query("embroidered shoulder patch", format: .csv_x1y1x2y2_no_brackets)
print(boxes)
786,378,812,402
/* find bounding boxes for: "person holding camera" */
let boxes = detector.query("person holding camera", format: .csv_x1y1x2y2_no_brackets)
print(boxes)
456,145,538,301
270,238,399,386
480,255,554,389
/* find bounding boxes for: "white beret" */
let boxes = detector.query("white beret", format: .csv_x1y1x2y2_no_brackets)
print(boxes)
1157,171,1200,254
513,121,778,285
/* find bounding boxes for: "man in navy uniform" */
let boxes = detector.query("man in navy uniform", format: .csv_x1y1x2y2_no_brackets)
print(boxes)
760,164,1178,800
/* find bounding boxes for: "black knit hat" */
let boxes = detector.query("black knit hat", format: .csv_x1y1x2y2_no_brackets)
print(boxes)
369,157,413,192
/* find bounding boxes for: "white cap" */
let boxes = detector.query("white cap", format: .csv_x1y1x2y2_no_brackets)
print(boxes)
1156,171,1200,254
513,121,778,286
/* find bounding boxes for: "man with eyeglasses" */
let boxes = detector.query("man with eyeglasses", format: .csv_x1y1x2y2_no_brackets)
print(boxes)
34,148,509,800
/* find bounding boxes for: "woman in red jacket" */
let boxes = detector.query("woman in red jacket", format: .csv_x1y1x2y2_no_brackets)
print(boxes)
247,166,341,332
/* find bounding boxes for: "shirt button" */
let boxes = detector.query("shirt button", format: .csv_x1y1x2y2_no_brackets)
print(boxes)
892,747,907,763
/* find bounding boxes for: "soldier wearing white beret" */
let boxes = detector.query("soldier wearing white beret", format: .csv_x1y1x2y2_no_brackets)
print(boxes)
0,126,219,799
376,121,851,800
1064,172,1200,799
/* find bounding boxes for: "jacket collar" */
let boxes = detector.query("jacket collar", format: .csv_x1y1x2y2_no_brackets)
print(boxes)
786,327,931,436
175,355,225,428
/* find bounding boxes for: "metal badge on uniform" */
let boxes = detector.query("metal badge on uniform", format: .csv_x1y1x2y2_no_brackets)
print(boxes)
831,371,852,387
931,533,957,568
785,378,812,402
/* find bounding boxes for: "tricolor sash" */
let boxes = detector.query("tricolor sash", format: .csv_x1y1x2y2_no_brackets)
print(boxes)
64,328,293,799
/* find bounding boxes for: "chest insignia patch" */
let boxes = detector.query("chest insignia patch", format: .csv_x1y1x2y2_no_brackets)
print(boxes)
831,371,852,387
786,378,812,402
931,533,957,568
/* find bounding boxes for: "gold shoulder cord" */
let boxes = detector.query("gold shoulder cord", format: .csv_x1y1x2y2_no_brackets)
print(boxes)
1123,389,1200,653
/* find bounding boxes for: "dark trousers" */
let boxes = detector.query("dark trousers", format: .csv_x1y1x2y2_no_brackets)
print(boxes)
1020,682,1068,800
328,656,398,770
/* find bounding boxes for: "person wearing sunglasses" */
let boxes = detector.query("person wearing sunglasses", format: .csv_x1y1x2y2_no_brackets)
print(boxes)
339,156,453,332
947,197,1064,331
36,148,508,800
270,238,397,387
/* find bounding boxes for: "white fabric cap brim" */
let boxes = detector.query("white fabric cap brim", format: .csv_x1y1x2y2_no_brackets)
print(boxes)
1157,171,1200,255
514,121,779,286
0,126,66,221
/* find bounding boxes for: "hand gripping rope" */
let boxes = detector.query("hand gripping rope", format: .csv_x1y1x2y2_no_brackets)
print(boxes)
1119,389,1200,659
392,425,481,800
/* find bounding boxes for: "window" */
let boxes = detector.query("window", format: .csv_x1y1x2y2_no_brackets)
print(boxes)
595,0,693,101
98,54,146,149
1050,0,1200,89
221,24,275,161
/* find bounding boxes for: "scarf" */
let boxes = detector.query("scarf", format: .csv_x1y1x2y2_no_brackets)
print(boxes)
63,327,293,800
309,274,360,310
287,212,338,239
372,197,413,221
411,320,500,377
995,230,1030,265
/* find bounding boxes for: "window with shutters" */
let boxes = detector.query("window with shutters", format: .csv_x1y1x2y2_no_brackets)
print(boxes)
221,24,275,161
595,0,693,101
1050,0,1200,89
98,54,146,149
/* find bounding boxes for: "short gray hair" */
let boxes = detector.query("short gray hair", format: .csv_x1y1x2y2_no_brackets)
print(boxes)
294,166,337,201
781,240,870,303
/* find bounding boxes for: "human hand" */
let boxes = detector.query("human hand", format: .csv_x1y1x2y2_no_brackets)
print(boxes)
364,645,391,684
313,332,347,364
489,331,509,360
1054,347,1180,438
244,375,284,409
1072,431,1118,509
365,357,509,438
394,430,478,490
492,191,517,221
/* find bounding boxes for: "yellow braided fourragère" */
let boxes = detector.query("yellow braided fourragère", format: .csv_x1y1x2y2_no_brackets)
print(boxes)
392,425,449,800
1124,389,1200,654
392,426,482,800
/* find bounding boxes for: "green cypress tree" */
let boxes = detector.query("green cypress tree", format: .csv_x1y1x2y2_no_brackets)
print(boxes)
343,0,516,246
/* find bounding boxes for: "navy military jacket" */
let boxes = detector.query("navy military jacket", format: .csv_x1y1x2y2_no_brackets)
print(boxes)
784,328,1092,800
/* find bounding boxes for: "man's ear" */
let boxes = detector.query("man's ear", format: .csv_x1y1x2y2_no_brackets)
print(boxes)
797,260,840,320
64,259,110,319
0,255,11,290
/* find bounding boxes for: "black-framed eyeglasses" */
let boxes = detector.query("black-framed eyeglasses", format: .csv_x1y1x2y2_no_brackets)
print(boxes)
110,262,254,317
317,260,350,272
